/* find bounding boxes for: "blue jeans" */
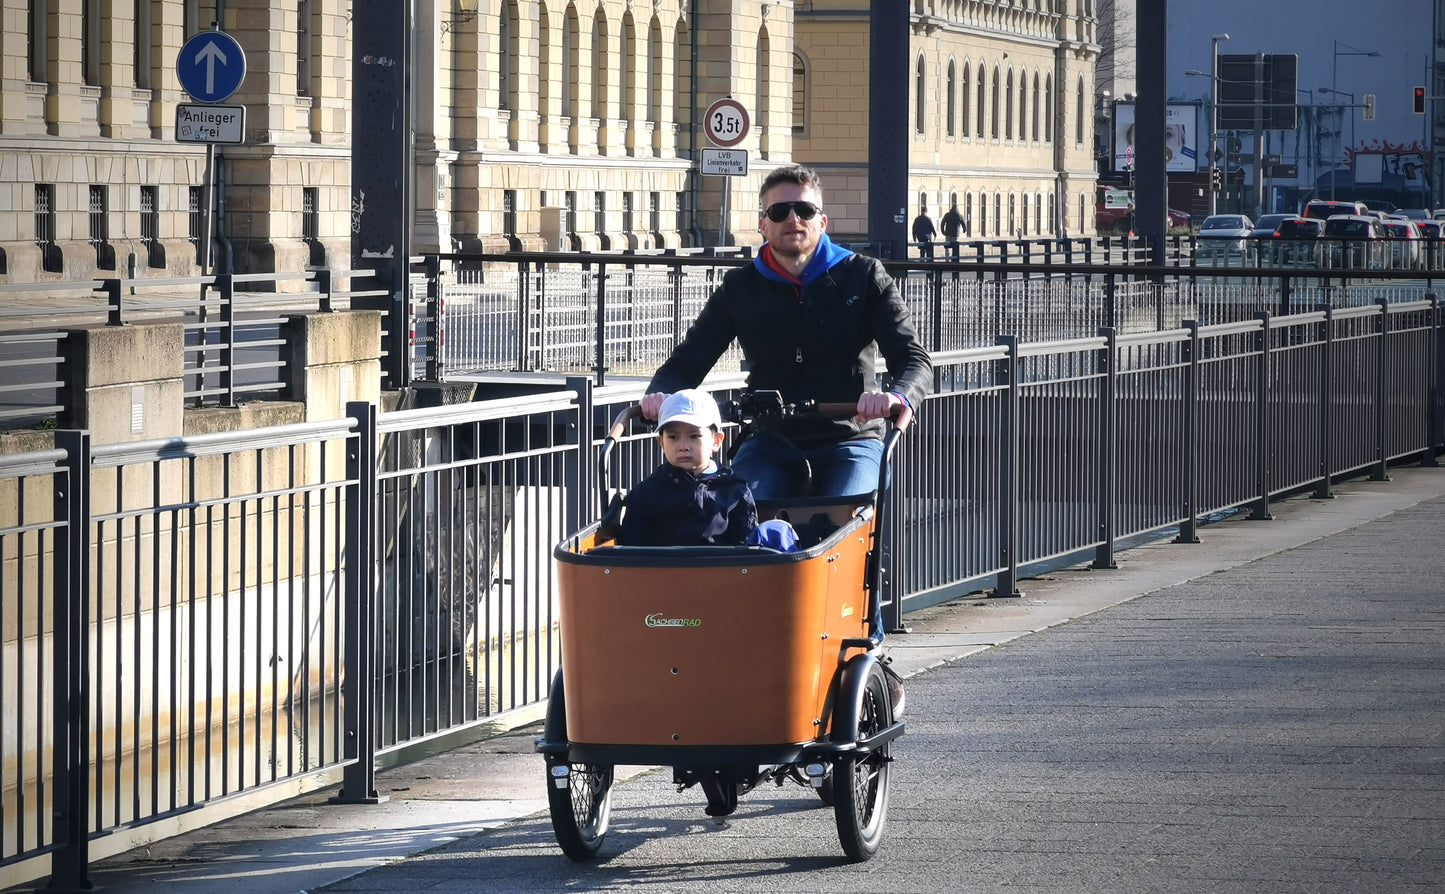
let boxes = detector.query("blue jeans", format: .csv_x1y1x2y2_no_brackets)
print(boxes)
731,434,885,500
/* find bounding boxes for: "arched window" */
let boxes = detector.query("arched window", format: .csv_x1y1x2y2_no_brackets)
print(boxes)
498,6,512,110
976,64,986,138
991,66,1000,138
1049,194,1057,235
946,60,956,137
1008,193,1016,236
539,7,554,127
649,17,663,128
674,19,691,149
792,51,808,136
592,11,609,122
994,193,1002,237
1075,76,1085,144
564,7,580,119
960,63,971,138
1005,69,1014,139
1044,74,1053,142
915,55,927,134
979,193,988,236
621,13,636,123
1031,73,1040,141
1018,70,1027,141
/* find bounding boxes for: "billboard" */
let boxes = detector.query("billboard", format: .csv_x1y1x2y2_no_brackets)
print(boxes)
1112,102,1201,173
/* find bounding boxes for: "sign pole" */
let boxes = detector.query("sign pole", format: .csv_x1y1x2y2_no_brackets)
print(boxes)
718,178,729,246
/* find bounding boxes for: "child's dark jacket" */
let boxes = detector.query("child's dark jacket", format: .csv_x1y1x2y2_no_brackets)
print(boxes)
620,463,757,546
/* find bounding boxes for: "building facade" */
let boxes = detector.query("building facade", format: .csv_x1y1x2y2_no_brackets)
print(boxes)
0,0,1102,286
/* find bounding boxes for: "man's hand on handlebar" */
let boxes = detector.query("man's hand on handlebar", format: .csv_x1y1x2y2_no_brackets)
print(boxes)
639,392,670,421
855,391,903,423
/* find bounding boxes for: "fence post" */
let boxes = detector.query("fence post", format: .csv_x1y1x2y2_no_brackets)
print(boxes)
518,258,533,371
217,272,236,407
1372,300,1391,481
336,401,384,805
1315,306,1337,498
1093,328,1118,569
47,430,92,892
566,375,595,533
1176,321,1201,543
424,255,442,382
316,266,334,313
930,267,944,352
1427,293,1442,466
1251,313,1274,519
101,277,123,326
993,335,1022,597
1104,272,1117,331
671,260,685,350
594,261,608,385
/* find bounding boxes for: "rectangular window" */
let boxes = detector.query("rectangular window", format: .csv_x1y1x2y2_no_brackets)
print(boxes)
88,185,110,267
297,0,312,96
302,187,322,265
594,191,606,235
622,192,634,234
564,191,577,249
649,191,660,236
189,186,205,266
502,189,517,238
34,184,55,248
140,185,159,259
676,191,687,240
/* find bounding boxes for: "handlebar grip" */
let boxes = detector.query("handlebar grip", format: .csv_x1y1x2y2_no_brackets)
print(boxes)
606,405,643,441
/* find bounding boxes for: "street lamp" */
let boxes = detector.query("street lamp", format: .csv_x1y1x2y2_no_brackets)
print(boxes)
1318,87,1355,202
1208,34,1229,214
1327,40,1382,200
1185,34,1231,215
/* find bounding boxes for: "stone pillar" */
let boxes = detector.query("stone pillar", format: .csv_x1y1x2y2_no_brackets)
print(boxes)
61,323,185,439
282,310,383,422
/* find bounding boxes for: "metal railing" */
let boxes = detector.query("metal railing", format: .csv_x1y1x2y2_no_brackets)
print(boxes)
0,270,387,430
3,296,1440,887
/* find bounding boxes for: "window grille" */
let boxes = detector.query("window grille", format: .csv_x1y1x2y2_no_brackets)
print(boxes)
189,186,205,266
88,185,110,267
302,187,323,265
140,185,159,264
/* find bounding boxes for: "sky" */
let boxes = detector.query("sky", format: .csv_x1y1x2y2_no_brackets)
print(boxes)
1166,0,1435,153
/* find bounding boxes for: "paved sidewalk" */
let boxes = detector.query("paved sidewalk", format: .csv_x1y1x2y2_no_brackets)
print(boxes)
44,465,1445,894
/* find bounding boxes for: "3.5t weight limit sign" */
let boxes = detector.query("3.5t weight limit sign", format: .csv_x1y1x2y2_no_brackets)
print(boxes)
704,98,750,147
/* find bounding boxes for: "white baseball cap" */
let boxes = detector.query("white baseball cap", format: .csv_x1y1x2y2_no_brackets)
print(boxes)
656,389,723,431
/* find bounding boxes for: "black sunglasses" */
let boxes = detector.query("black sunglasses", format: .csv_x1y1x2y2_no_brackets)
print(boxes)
762,201,821,223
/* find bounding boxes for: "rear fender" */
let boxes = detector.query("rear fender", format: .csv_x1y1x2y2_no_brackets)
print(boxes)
828,653,881,745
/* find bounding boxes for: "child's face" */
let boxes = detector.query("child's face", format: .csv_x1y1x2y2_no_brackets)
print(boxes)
658,422,724,472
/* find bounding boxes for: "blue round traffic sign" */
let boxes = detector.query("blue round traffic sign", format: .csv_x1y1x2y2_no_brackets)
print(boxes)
176,31,247,103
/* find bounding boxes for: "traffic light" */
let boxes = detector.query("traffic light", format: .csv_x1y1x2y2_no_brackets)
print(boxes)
1209,167,1222,191
1413,86,1426,115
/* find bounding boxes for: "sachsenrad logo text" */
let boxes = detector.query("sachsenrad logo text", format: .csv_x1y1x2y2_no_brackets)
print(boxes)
644,613,701,628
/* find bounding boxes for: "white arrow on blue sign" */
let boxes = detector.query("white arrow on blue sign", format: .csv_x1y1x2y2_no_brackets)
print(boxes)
176,31,247,103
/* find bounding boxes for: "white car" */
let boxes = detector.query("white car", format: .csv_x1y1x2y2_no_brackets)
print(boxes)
1197,214,1254,254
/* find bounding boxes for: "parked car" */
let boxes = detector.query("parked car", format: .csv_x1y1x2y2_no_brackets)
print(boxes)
1379,220,1422,267
1303,199,1368,222
1396,208,1431,221
1272,217,1324,266
1197,214,1254,254
1096,204,1193,235
1320,215,1383,268
1248,213,1302,239
1416,220,1445,266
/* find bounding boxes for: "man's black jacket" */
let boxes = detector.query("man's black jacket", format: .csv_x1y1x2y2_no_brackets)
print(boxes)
647,235,932,448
